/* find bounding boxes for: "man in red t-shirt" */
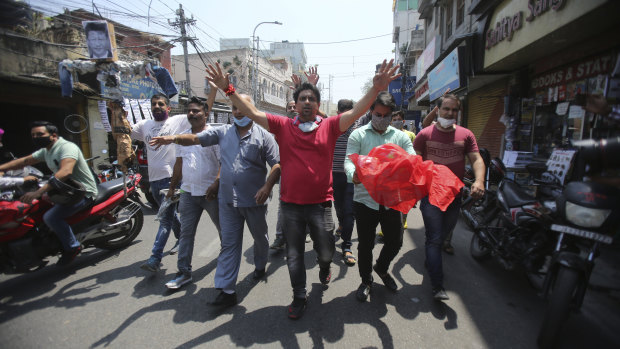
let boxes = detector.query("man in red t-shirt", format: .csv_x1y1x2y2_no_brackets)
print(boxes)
413,94,485,301
206,59,400,319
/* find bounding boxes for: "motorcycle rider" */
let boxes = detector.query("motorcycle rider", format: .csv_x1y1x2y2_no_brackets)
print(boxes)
413,94,485,300
0,121,98,265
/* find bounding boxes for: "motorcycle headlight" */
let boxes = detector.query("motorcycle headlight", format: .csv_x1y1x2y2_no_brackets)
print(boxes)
565,202,611,228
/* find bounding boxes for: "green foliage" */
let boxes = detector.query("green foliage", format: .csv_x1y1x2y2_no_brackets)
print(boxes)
223,61,232,68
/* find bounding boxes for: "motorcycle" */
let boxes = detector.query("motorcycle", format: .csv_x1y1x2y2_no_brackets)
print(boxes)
537,137,620,347
0,172,144,273
133,140,158,209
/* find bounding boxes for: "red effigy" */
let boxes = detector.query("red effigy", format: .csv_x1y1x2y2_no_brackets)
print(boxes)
348,143,464,213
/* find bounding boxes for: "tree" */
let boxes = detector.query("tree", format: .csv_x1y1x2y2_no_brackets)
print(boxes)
360,77,373,95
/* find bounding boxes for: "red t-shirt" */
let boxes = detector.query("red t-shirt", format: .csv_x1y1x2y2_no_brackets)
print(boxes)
413,125,479,179
267,113,342,204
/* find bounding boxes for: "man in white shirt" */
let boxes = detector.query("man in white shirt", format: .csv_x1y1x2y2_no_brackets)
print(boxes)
163,96,221,289
131,93,189,272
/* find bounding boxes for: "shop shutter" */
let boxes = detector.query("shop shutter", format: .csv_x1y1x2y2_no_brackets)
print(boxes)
466,80,507,158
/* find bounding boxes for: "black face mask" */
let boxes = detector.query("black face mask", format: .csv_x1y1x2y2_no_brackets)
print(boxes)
32,136,52,149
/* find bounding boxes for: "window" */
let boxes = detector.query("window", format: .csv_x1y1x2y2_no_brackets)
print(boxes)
456,0,464,28
446,3,453,38
397,0,418,11
279,86,284,98
271,83,276,96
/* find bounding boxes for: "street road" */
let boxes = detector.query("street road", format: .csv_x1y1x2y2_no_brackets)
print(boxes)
1,189,619,348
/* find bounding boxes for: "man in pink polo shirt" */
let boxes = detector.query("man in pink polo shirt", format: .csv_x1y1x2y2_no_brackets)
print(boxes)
206,59,400,319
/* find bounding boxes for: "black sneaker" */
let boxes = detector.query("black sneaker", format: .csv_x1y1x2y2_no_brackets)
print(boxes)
252,268,266,279
270,236,286,250
356,283,371,302
433,287,449,301
287,297,307,320
319,267,332,285
208,291,238,307
57,246,82,266
373,264,398,291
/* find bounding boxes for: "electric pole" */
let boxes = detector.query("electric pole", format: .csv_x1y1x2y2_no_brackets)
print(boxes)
169,5,196,97
328,74,333,115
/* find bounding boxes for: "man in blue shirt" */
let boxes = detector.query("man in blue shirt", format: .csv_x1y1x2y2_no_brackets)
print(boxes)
150,94,281,307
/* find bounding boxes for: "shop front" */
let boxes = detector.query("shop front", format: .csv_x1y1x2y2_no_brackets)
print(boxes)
474,0,620,184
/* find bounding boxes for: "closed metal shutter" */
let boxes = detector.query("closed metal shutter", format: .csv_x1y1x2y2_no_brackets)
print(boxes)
466,80,507,158
467,83,505,139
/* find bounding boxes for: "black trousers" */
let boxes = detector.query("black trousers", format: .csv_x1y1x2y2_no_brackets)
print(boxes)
353,202,403,285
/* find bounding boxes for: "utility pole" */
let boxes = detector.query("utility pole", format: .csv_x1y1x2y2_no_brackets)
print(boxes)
169,5,196,97
328,74,333,115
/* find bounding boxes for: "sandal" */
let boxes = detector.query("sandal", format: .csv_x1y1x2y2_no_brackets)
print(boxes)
343,249,357,266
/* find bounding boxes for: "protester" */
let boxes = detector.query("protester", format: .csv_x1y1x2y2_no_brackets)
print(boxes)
159,94,222,290
344,92,414,301
205,59,400,319
151,93,280,307
132,93,188,272
0,121,98,265
331,99,360,266
413,93,485,300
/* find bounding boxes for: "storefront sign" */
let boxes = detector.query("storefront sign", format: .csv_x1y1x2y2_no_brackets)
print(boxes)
417,36,438,77
415,79,429,101
101,76,164,99
486,0,566,50
428,47,462,101
531,53,615,90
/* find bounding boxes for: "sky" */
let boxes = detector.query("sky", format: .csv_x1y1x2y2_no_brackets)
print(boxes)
27,0,397,103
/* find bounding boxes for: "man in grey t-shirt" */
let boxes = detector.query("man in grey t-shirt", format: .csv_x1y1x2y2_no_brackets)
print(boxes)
0,121,98,265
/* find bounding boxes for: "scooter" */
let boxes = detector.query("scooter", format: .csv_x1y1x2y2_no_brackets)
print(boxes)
0,172,144,273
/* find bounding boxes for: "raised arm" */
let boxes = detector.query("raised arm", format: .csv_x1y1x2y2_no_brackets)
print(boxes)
339,59,401,132
206,63,269,131
150,133,200,149
422,88,450,128
206,81,218,116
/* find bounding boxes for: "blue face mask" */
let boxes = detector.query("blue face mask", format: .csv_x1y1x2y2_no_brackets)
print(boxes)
233,116,252,127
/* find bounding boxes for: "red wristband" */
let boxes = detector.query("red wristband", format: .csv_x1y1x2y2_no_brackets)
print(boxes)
224,84,236,96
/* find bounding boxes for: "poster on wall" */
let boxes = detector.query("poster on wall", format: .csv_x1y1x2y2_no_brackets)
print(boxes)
588,75,608,95
546,149,576,184
82,20,117,61
521,98,535,123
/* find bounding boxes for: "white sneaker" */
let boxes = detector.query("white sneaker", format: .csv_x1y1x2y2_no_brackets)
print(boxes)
165,273,192,289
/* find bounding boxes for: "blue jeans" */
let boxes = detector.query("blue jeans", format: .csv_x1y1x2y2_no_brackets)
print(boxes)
281,201,335,298
419,195,461,289
214,203,270,292
149,178,181,261
177,193,220,276
332,171,355,251
43,197,93,251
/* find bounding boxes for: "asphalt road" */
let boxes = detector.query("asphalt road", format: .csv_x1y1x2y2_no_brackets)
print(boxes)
1,188,619,348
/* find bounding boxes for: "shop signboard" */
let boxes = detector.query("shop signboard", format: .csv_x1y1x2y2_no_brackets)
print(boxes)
415,78,429,102
101,75,164,100
389,75,417,107
428,47,464,101
417,36,439,78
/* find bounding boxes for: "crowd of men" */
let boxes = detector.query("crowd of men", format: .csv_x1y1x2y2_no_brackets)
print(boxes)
0,59,486,320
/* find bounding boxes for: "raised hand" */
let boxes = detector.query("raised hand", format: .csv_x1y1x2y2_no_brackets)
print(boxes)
290,74,302,90
372,59,401,91
205,63,230,91
305,66,319,85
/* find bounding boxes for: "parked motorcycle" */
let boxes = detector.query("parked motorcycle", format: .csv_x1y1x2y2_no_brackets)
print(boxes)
537,137,620,347
0,172,144,273
133,140,158,209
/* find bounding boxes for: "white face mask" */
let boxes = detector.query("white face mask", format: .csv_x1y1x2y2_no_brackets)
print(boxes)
295,116,321,133
298,121,319,132
437,116,456,128
391,120,404,129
